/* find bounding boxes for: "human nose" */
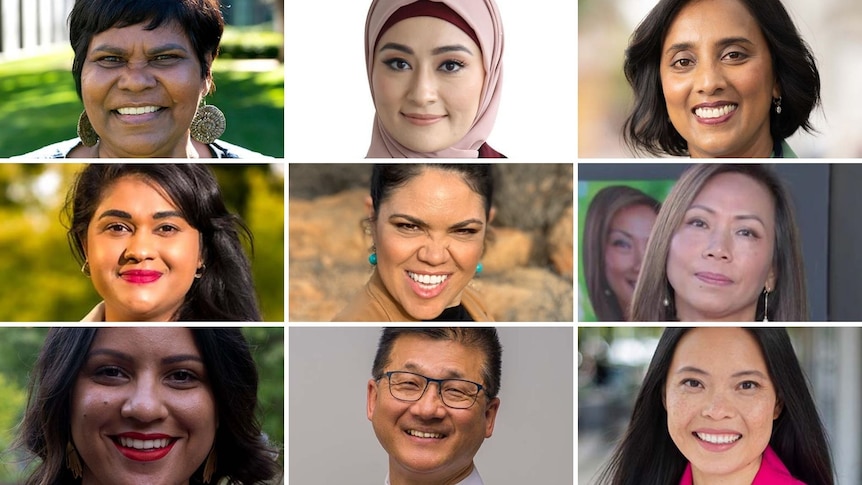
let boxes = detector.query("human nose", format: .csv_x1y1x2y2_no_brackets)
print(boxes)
701,389,735,420
117,61,158,92
702,230,732,262
416,236,449,266
121,376,168,423
695,60,727,95
123,231,156,263
410,381,447,417
407,66,437,106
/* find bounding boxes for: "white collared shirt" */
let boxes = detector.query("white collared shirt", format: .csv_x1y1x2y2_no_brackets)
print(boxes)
385,466,484,485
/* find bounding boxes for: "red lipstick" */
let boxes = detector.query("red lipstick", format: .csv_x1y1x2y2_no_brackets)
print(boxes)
113,433,175,462
120,270,162,284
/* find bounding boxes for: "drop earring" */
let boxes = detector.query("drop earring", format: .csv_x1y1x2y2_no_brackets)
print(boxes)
773,96,782,115
475,262,483,275
190,100,226,144
77,110,98,147
763,288,770,322
368,252,377,266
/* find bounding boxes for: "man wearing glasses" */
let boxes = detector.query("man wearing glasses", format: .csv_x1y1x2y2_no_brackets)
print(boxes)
367,328,502,485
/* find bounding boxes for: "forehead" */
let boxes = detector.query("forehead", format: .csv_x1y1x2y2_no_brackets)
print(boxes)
95,176,178,211
386,334,485,381
669,327,769,375
90,327,201,356
378,16,479,52
379,168,486,218
663,0,767,48
89,20,193,51
690,172,775,219
610,204,657,233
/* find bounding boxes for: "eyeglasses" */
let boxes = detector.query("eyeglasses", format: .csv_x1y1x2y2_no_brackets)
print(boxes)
379,371,484,409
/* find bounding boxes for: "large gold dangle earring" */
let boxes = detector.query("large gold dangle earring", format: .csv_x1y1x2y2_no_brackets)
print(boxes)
66,441,83,479
77,110,99,147
81,260,91,277
190,99,226,144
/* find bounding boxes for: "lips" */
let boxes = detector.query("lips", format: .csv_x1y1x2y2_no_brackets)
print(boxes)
692,102,738,125
405,429,446,439
405,270,451,299
115,106,162,115
112,432,177,462
402,113,445,126
120,270,163,284
695,272,733,286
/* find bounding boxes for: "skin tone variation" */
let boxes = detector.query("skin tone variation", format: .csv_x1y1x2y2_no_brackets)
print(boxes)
660,0,780,157
372,16,485,153
368,168,490,320
75,21,213,158
71,328,217,485
665,328,781,484
604,204,657,320
666,172,776,321
85,176,202,321
367,334,500,485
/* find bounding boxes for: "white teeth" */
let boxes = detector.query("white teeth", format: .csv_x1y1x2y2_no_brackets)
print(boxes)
696,432,741,444
116,106,160,115
407,429,444,439
695,104,737,119
119,437,170,449
408,271,448,287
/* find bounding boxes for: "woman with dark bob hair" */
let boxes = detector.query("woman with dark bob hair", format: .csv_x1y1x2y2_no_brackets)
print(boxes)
597,327,833,484
16,0,268,158
65,164,261,321
15,327,281,485
334,164,495,321
631,164,806,321
623,0,820,158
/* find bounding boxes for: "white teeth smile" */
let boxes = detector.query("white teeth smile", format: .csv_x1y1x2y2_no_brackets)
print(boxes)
118,437,171,449
116,106,160,115
408,271,448,287
695,104,737,119
407,429,444,439
696,432,741,444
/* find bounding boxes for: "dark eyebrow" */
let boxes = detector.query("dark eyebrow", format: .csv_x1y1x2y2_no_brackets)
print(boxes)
97,209,185,220
87,348,203,365
379,42,413,55
432,45,474,56
665,37,755,56
687,204,766,227
674,366,768,380
145,43,189,56
389,214,484,230
608,228,634,239
90,45,128,56
402,362,465,380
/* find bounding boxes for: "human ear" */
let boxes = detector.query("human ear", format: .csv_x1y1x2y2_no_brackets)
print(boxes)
487,206,496,225
483,397,501,438
366,378,379,422
766,267,776,293
773,399,783,420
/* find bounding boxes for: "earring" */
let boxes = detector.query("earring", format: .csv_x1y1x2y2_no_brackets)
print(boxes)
194,263,206,279
77,110,98,147
368,252,377,266
190,100,226,144
773,96,782,115
81,261,91,277
662,297,669,307
202,447,217,483
763,288,770,322
66,441,83,479
475,262,483,275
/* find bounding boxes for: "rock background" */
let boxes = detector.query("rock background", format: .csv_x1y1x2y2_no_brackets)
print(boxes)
288,164,574,321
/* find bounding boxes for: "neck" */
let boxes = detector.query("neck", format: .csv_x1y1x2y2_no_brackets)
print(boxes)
389,461,474,485
691,453,762,485
689,135,774,158
94,137,205,158
675,299,757,322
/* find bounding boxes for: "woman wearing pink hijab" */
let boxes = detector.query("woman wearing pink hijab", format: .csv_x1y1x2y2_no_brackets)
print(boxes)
365,0,504,158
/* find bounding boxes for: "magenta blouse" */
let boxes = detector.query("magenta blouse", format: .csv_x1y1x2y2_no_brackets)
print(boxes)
678,446,805,485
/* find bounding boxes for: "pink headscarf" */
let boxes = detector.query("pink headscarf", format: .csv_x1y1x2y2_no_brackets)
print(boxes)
365,0,504,158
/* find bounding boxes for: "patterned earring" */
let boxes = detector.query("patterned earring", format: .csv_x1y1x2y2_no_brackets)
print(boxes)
773,96,782,115
368,252,377,266
202,447,217,483
475,262,483,275
763,288,770,322
66,441,83,479
77,110,98,147
81,261,91,277
190,100,226,144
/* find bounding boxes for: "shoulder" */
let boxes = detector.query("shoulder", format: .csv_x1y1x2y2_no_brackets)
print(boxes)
462,285,494,321
12,138,82,159
478,142,506,158
332,270,413,321
753,447,806,484
209,140,274,159
80,302,105,322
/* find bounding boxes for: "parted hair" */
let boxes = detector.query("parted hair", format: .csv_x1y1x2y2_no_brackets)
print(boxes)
596,327,833,485
583,185,660,321
371,327,502,399
630,164,807,321
63,164,261,321
69,0,224,99
622,0,820,156
16,328,281,485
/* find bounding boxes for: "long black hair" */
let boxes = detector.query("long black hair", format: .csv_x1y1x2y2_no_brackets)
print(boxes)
16,328,281,485
63,164,261,321
597,328,833,485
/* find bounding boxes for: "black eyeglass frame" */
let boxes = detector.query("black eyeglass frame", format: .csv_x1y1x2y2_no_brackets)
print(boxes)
378,370,485,409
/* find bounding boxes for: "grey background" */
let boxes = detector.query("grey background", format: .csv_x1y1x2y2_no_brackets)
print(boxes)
289,327,574,484
578,163,830,320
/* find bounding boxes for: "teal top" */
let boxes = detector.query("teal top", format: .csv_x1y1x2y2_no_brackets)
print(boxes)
772,140,797,158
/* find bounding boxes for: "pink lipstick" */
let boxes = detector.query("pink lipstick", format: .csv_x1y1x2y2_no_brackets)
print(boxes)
120,270,162,284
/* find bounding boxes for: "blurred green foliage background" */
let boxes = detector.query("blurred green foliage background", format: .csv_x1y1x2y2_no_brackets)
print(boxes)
0,163,284,322
0,327,283,483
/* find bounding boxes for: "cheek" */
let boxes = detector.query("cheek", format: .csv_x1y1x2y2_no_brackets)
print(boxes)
372,71,400,109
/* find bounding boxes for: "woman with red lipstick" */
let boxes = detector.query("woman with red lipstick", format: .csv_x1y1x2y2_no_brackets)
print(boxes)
16,0,269,158
15,327,281,485
334,164,494,321
630,164,807,321
365,0,505,158
64,164,262,321
583,185,660,321
623,0,820,158
596,327,834,485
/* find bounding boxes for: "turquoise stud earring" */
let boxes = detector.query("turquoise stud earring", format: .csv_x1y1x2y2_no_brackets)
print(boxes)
476,262,483,274
368,252,377,266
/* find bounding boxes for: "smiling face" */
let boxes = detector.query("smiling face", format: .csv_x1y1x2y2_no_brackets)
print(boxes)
367,334,499,484
71,327,217,485
370,168,488,320
665,328,781,484
604,204,657,320
81,21,211,158
659,0,780,157
85,176,202,322
372,16,485,153
666,172,776,321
